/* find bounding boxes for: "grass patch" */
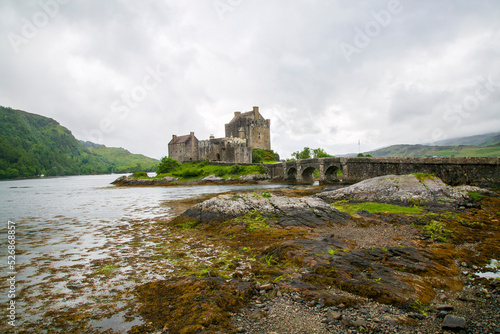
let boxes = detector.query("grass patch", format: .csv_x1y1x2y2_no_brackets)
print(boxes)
150,160,266,181
178,220,199,230
332,201,423,214
234,211,274,232
412,173,436,181
468,191,485,201
132,171,148,179
422,221,452,242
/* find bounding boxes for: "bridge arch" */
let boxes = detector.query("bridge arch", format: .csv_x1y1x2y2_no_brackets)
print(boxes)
301,166,318,184
285,166,297,182
280,158,344,184
324,165,341,183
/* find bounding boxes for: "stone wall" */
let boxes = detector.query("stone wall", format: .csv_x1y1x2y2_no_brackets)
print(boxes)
340,157,500,186
265,157,500,186
198,137,252,163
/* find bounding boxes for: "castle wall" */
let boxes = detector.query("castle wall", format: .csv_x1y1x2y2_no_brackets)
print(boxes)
198,137,252,163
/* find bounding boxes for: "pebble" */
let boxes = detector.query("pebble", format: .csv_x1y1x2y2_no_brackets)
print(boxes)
351,319,369,327
436,304,454,311
408,312,426,320
436,310,448,319
326,311,342,322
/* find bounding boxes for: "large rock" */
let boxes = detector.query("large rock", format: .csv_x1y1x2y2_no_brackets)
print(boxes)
442,314,466,330
178,193,350,227
200,174,225,182
317,174,484,207
111,175,177,185
239,174,271,181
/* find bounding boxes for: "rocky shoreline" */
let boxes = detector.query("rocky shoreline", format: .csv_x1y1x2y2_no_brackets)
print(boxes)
111,173,276,186
132,174,500,334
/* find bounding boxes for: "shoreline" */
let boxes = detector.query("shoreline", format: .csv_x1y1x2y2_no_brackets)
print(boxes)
111,175,293,187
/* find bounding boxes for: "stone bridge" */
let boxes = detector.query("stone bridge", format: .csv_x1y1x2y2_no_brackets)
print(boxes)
264,157,500,186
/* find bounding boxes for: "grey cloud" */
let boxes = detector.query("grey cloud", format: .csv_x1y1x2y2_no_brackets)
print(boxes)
0,0,499,159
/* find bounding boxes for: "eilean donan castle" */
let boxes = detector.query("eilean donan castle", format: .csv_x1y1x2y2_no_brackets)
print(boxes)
168,106,271,163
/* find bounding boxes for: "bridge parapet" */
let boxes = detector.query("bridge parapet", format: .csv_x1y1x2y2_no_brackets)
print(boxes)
264,157,500,186
339,157,500,186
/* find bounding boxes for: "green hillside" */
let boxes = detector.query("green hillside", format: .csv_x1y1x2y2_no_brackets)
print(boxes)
84,144,158,173
0,106,157,179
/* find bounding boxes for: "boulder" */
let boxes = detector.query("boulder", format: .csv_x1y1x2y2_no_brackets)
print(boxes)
316,174,481,207
442,314,466,330
178,193,350,227
200,174,225,182
162,176,179,182
239,174,271,181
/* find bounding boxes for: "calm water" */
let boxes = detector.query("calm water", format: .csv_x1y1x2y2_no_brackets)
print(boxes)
0,174,289,332
1,174,287,222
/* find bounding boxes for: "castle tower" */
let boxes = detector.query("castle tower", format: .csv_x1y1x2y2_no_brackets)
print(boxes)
224,106,271,150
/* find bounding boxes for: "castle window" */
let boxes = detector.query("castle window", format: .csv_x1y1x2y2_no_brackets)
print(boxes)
258,132,261,139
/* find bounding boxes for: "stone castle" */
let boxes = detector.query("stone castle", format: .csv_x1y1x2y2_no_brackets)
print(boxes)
168,106,271,163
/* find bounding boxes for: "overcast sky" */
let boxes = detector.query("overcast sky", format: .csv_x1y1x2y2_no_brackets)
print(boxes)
1,0,499,159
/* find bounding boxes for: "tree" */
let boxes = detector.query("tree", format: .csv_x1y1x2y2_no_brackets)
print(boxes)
292,147,334,160
313,148,334,158
252,149,280,163
292,147,312,160
156,156,180,174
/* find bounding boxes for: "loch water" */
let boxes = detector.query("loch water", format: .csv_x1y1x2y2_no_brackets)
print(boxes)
0,174,289,332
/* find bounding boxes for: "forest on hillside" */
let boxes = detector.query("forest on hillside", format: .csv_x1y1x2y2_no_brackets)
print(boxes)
0,106,157,179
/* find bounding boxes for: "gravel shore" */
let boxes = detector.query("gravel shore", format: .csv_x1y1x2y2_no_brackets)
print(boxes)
232,277,500,334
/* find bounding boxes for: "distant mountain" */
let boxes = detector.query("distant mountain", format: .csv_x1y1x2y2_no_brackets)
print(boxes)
339,132,500,158
0,106,158,179
366,143,500,158
429,132,500,147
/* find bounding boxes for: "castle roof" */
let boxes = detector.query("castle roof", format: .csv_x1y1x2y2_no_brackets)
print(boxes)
228,108,263,124
169,134,196,145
